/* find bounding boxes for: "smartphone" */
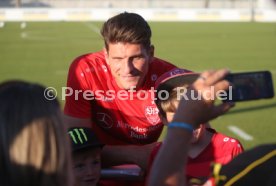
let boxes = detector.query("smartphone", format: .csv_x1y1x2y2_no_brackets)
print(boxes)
222,71,274,102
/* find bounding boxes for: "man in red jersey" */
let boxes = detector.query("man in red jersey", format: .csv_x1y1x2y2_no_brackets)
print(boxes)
64,12,177,145
63,12,179,185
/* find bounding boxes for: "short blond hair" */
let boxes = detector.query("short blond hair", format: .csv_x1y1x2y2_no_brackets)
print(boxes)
156,84,189,118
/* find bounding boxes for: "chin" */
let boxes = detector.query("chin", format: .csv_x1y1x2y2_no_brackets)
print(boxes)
119,76,141,88
122,82,140,90
190,138,198,144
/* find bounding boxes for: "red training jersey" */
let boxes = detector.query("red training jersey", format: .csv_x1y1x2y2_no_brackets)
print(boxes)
148,128,244,183
64,50,176,145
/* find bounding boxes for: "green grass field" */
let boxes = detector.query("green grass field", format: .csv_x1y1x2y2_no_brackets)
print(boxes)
1,21,276,149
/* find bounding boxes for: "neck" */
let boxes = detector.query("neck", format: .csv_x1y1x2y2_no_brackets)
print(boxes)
188,130,213,158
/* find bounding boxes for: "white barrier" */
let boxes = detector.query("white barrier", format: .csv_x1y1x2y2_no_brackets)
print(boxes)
0,8,276,22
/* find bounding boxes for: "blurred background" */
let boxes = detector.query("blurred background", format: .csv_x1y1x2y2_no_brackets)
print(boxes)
0,0,276,149
1,0,276,9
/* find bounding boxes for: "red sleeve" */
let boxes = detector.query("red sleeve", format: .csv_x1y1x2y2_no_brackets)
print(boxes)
232,140,244,158
64,55,92,118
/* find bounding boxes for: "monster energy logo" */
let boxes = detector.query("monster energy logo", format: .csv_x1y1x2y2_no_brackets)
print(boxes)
68,128,88,144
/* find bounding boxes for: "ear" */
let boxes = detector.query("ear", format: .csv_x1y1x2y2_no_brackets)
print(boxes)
103,48,109,65
159,114,169,126
149,45,154,58
198,124,206,132
147,45,154,64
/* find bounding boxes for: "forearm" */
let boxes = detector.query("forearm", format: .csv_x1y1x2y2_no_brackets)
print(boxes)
101,144,155,170
62,114,91,129
102,145,137,167
148,128,192,186
148,91,197,186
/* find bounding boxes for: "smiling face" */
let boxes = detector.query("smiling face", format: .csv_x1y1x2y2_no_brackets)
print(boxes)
73,148,102,186
105,42,153,90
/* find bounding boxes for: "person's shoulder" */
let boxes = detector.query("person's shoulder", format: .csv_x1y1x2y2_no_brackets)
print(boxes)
215,144,276,186
149,57,177,76
67,50,109,82
209,128,242,147
152,57,175,67
70,50,106,69
249,143,276,155
238,144,276,164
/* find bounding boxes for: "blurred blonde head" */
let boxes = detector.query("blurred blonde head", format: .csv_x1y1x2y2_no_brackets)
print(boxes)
0,81,72,186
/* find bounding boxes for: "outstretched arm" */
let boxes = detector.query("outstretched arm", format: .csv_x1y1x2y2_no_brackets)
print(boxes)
101,142,158,170
148,69,234,186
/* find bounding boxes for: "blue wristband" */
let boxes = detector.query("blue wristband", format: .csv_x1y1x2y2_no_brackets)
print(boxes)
168,122,194,133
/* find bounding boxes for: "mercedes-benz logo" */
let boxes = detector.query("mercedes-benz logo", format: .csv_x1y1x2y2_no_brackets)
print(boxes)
96,112,113,129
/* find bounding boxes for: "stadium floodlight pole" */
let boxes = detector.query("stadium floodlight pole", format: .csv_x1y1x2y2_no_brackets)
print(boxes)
16,0,21,8
250,0,255,22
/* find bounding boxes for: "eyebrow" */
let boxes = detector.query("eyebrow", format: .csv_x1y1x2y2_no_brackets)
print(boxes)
111,53,144,59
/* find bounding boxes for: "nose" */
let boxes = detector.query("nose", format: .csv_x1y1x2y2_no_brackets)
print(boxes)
122,58,135,74
86,165,99,176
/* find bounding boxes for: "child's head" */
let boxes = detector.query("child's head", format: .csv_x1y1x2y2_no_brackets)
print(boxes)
156,85,188,124
0,80,72,186
68,127,104,186
155,68,206,143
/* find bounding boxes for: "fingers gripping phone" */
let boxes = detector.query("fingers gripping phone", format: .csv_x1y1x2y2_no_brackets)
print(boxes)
222,71,274,102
